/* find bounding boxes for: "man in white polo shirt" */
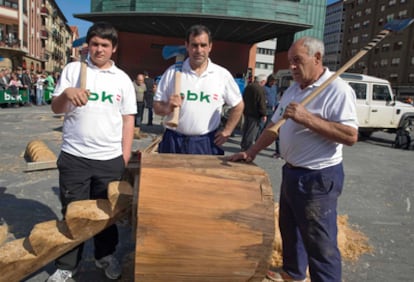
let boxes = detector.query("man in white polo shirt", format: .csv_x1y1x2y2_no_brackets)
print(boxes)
228,36,358,282
47,22,136,282
154,24,244,155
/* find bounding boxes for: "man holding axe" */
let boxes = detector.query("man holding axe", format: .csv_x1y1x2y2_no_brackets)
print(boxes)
228,36,359,282
153,24,244,155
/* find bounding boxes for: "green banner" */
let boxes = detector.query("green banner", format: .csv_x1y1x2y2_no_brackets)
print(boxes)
0,89,30,104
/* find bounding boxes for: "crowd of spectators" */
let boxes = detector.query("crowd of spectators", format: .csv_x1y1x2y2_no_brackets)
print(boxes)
0,67,59,108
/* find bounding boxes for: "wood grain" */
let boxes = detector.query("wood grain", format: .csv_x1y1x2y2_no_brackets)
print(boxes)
135,153,275,281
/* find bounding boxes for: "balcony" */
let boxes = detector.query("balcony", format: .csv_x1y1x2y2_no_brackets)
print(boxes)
40,30,49,40
40,6,49,17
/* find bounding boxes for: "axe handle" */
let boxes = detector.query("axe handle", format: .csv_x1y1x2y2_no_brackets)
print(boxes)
80,43,88,89
266,29,392,136
164,54,185,127
80,61,87,89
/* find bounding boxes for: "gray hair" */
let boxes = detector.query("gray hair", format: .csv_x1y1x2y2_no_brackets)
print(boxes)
256,73,267,83
301,36,325,58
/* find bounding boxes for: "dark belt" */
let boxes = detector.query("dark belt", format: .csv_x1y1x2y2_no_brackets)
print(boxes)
285,162,301,169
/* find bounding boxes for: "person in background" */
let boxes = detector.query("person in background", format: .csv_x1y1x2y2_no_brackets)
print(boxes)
263,74,281,158
47,22,136,282
21,69,33,105
153,24,244,155
0,69,8,90
44,72,55,98
143,71,155,126
227,36,358,282
240,73,267,151
35,73,46,106
53,71,61,84
133,73,146,127
8,72,22,94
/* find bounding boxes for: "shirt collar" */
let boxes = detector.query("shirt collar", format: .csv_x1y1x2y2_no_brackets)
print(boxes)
86,58,117,73
183,58,213,76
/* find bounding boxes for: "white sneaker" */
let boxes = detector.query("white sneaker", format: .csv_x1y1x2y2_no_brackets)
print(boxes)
95,254,121,280
47,268,77,282
266,267,306,282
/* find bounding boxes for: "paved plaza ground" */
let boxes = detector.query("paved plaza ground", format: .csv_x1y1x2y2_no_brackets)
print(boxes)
0,105,413,281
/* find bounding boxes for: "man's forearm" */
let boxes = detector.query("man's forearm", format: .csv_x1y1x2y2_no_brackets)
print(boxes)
223,101,244,134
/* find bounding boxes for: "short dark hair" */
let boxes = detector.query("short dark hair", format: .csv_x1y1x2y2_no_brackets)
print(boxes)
185,24,212,43
86,22,118,47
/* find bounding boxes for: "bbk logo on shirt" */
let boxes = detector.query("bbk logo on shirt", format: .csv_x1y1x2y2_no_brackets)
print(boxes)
88,91,116,103
184,90,219,103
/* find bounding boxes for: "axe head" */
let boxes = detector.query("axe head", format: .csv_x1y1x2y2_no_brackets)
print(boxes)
162,45,187,60
384,18,414,32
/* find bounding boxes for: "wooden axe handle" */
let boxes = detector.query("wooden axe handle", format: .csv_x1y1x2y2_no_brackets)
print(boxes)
266,29,393,136
164,54,185,127
80,61,87,89
80,43,88,89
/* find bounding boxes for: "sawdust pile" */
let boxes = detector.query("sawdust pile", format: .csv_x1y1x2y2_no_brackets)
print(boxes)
133,128,148,139
270,204,373,267
25,140,56,162
0,223,8,246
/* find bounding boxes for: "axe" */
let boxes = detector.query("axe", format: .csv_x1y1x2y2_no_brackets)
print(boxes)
162,45,187,127
80,42,88,89
266,18,414,136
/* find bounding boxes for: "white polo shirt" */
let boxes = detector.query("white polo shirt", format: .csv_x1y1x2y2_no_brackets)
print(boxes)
53,60,137,160
154,58,242,135
271,69,358,169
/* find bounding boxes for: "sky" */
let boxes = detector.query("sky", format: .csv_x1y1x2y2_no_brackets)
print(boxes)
55,0,92,36
56,0,336,37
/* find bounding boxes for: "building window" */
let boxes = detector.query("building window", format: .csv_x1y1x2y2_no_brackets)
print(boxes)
382,43,390,52
388,0,397,6
409,74,414,83
361,34,369,42
398,10,407,18
391,58,400,66
380,59,388,66
362,20,370,27
352,36,359,44
386,14,395,22
389,74,398,82
394,41,403,50
257,48,275,56
410,57,414,65
365,8,371,15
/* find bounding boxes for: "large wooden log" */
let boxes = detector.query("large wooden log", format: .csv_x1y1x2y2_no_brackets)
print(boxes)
0,181,133,282
135,153,275,281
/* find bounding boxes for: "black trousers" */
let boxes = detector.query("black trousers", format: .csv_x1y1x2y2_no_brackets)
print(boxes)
240,115,261,151
55,151,125,270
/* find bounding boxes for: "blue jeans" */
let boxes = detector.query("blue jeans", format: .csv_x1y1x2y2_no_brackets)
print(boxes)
36,88,43,105
279,163,344,282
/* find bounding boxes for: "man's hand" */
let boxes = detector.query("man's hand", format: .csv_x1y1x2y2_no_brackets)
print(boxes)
283,102,311,125
65,87,90,107
169,94,182,111
225,151,255,163
214,130,231,146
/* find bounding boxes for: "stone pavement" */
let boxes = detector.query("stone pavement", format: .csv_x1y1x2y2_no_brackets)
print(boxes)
0,105,413,281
